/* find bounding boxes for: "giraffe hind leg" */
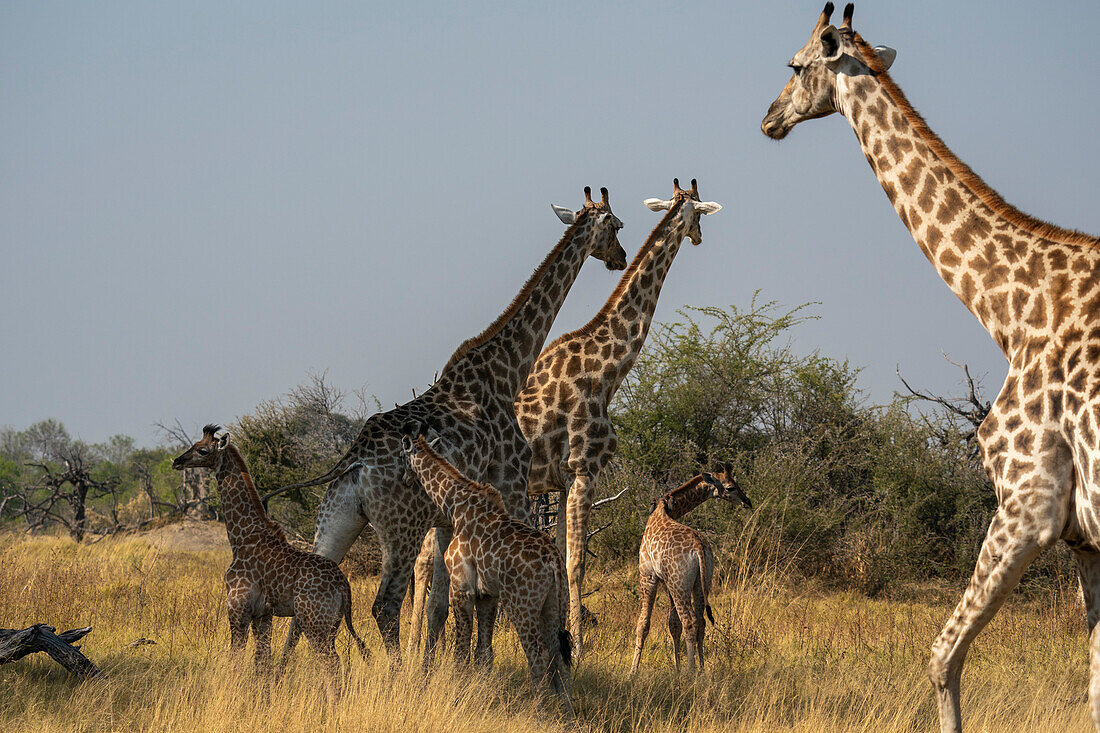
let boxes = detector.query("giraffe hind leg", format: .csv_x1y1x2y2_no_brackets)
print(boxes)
630,574,660,675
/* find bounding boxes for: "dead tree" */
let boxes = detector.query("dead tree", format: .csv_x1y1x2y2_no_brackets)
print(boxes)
898,355,991,461
0,625,99,678
9,446,120,542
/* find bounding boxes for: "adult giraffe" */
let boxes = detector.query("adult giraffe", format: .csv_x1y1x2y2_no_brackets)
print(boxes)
762,4,1100,731
275,188,626,657
517,179,722,656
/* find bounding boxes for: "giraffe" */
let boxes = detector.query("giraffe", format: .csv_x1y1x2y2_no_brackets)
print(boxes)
272,187,626,659
630,464,751,675
171,425,368,695
761,4,1100,731
515,178,722,656
400,429,574,718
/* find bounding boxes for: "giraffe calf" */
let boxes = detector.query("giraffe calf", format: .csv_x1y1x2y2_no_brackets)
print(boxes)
400,429,574,718
172,426,367,695
631,464,752,674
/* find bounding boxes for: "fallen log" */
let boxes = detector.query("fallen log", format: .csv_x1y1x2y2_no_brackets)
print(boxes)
0,624,100,677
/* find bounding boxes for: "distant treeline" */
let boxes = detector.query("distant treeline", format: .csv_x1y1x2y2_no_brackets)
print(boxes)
0,300,1075,594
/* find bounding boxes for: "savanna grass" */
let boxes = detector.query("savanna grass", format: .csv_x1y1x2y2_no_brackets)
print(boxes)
0,531,1090,731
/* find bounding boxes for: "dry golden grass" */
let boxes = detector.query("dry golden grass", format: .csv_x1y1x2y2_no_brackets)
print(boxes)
0,531,1090,732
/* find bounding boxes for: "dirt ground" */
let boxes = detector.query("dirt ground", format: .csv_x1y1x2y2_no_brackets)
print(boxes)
138,519,229,553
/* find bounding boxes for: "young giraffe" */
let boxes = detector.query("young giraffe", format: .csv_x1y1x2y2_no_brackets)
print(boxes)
171,426,367,691
762,5,1100,731
272,187,626,659
400,429,574,718
630,465,752,675
515,179,722,656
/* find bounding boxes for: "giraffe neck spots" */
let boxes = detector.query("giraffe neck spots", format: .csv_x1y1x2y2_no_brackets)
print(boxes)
837,74,1100,356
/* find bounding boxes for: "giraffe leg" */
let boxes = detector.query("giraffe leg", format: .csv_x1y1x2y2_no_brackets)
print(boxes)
666,589,682,672
928,497,1064,732
450,583,474,669
692,576,706,672
372,544,417,657
540,590,574,719
668,585,697,673
630,573,660,675
303,629,341,704
473,594,498,669
275,618,302,679
406,531,435,664
251,612,273,678
554,489,568,559
424,526,453,665
512,612,553,712
1075,549,1100,731
565,471,596,658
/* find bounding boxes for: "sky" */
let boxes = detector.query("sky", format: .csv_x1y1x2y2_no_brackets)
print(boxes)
2,1,1098,446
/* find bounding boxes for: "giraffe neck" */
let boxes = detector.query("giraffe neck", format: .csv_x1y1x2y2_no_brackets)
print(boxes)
442,219,596,399
567,204,688,387
835,36,1100,357
213,446,281,548
659,475,712,521
409,440,506,523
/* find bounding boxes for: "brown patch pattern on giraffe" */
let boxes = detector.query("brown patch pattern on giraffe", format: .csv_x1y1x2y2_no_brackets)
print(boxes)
762,5,1100,732
172,426,367,697
630,466,751,674
402,432,573,719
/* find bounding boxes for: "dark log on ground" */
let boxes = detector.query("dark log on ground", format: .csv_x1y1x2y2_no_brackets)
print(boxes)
0,624,100,677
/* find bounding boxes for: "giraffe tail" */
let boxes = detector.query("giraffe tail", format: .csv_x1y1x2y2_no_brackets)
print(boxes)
696,542,714,624
558,629,573,669
343,586,370,659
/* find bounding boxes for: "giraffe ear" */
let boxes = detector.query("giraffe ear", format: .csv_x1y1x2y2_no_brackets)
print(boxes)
819,25,843,63
694,201,722,215
551,204,576,224
644,198,672,212
217,432,230,449
873,45,896,70
401,434,415,453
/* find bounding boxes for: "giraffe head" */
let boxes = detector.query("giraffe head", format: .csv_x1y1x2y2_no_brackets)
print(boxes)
172,424,229,470
642,178,722,245
761,3,896,140
550,186,628,270
704,462,753,509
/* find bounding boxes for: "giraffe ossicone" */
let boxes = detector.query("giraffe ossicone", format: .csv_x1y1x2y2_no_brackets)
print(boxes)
763,5,1100,732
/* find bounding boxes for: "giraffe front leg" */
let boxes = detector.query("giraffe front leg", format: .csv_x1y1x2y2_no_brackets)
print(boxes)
630,573,660,675
406,530,435,664
424,526,453,665
1075,548,1100,732
225,569,253,654
928,498,1061,732
565,471,596,658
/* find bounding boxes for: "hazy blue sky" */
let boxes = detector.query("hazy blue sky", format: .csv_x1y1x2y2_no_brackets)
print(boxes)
2,1,1098,445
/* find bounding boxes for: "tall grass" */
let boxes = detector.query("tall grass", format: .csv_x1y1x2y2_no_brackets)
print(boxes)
0,531,1090,731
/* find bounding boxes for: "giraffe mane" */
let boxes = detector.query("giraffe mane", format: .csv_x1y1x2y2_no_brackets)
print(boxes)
654,473,709,511
543,199,684,349
850,32,1100,248
223,442,287,540
413,436,507,510
440,216,588,375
